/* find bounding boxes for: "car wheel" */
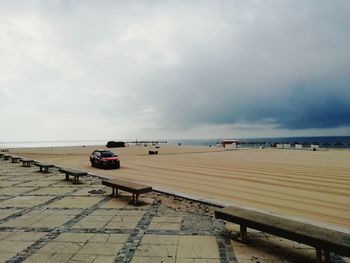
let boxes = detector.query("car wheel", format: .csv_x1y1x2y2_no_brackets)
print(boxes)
115,162,120,169
91,161,95,167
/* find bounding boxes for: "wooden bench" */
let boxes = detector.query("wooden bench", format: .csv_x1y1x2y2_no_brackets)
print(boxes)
58,167,88,184
148,150,158,155
3,154,11,160
10,156,22,163
34,162,55,173
102,179,152,204
20,159,35,167
215,206,350,263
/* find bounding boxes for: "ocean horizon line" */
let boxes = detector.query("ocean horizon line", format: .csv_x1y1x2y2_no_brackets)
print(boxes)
1,136,350,149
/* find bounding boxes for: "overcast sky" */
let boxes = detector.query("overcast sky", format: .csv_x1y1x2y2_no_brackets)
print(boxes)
1,1,349,141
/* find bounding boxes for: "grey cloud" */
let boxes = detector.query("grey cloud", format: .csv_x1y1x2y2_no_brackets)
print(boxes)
0,0,349,141
131,1,350,130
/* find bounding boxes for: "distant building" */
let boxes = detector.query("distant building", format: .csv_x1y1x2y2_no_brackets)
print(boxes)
295,144,303,149
106,141,125,148
221,140,240,148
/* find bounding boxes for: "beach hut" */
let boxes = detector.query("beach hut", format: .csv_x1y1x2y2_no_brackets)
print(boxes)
295,144,303,149
221,140,240,148
276,144,284,149
283,143,291,149
310,144,319,150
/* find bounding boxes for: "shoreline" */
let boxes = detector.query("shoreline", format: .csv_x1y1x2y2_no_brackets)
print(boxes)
2,135,350,149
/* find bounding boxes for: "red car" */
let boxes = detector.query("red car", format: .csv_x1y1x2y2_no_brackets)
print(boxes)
90,150,120,169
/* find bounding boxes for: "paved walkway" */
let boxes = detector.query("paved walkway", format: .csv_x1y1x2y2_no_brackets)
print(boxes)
0,159,348,263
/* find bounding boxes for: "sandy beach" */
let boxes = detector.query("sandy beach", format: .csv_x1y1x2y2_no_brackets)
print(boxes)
11,145,350,229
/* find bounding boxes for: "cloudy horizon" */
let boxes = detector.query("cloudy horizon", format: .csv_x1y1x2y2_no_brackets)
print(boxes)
1,1,349,142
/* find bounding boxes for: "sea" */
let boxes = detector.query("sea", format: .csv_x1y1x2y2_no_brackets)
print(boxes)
169,136,350,148
1,136,350,149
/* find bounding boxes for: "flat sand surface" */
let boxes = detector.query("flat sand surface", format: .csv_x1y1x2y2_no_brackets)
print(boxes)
12,145,350,229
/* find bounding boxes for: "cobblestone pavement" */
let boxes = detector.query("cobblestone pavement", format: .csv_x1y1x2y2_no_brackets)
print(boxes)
0,159,349,263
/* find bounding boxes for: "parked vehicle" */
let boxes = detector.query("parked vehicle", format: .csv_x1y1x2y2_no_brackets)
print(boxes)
90,150,120,169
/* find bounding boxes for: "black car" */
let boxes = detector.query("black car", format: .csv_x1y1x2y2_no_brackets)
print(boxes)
90,150,120,169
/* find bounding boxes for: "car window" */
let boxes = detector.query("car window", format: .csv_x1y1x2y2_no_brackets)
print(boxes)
101,152,114,157
95,152,101,157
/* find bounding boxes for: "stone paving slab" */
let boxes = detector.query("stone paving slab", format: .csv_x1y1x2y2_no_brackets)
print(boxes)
17,181,56,188
0,209,20,220
28,187,74,195
45,196,105,209
0,188,36,195
0,160,350,263
0,196,55,208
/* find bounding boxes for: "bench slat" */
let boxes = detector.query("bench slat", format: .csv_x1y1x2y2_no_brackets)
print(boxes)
34,163,54,168
34,162,55,172
20,159,35,167
58,168,87,176
215,206,350,257
58,168,87,184
21,159,34,162
3,154,11,160
102,179,152,194
102,179,152,204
